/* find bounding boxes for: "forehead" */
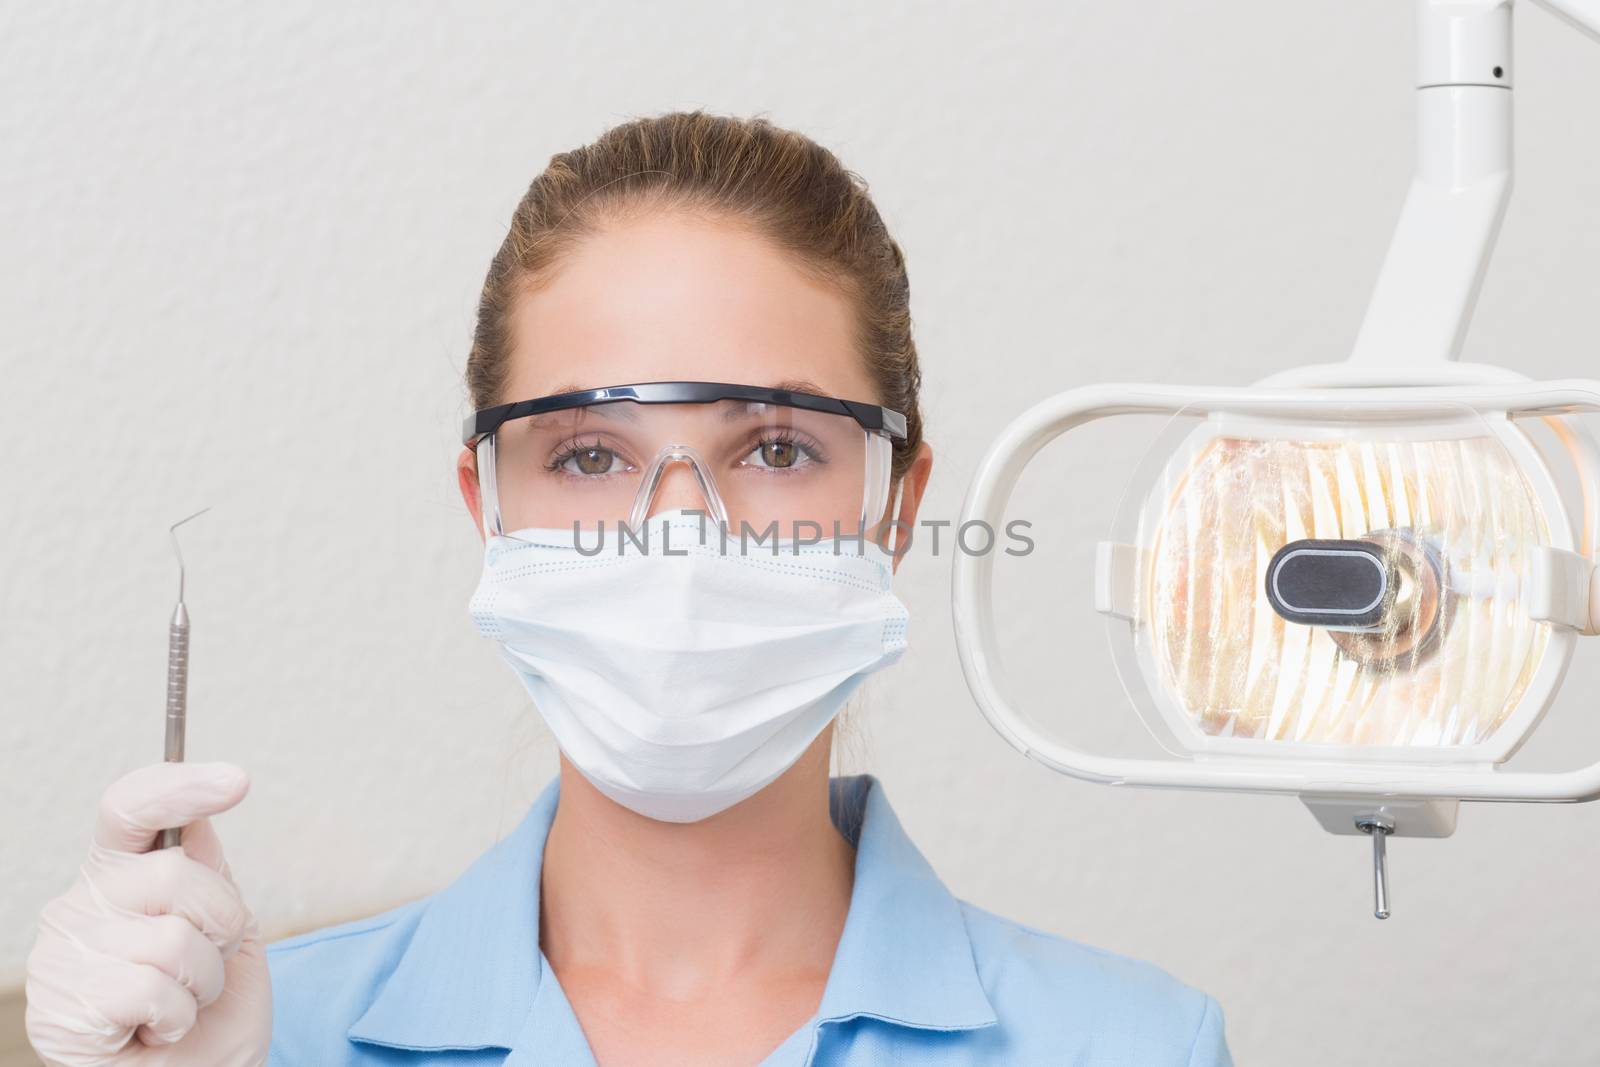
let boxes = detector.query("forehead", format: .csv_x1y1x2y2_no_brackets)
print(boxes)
500,209,878,403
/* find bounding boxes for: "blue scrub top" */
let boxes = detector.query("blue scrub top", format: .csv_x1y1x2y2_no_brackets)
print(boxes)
267,774,1235,1066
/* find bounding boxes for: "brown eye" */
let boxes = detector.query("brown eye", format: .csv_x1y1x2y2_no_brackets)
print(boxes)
569,447,615,475
759,440,798,468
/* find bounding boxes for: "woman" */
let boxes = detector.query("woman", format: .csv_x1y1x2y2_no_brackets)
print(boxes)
25,111,1234,1067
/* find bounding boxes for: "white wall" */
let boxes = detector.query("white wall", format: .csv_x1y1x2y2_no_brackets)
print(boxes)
5,2,1600,1063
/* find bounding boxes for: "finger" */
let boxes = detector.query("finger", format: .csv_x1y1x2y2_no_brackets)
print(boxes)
179,818,256,937
84,846,251,956
110,913,228,1010
42,908,229,1014
94,762,249,854
179,815,227,873
172,939,274,1055
76,954,198,1049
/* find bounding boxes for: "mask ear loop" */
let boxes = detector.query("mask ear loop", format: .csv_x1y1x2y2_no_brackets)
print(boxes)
629,444,731,531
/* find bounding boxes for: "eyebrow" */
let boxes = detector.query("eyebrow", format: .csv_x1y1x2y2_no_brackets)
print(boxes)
770,378,829,396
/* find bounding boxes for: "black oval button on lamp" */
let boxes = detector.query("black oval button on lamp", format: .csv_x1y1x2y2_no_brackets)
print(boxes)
1265,539,1391,630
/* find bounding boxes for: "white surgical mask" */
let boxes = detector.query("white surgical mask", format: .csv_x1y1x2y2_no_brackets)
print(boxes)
468,509,910,822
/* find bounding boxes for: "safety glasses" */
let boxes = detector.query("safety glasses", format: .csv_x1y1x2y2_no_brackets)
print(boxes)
463,381,907,542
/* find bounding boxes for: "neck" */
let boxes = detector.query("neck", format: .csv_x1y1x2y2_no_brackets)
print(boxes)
538,727,855,1000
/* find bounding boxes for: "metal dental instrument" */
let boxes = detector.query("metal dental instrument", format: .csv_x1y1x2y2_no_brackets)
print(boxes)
158,507,210,850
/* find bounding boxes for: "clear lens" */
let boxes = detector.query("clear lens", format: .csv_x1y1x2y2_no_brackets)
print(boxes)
478,398,891,539
1114,413,1559,752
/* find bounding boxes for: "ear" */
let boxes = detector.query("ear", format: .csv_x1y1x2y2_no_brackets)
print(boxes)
879,441,933,573
457,446,487,545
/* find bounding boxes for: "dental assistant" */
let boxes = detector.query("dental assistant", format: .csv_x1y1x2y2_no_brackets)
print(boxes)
26,110,1234,1067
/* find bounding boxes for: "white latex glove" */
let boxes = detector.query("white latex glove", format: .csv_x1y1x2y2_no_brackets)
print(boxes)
25,762,272,1067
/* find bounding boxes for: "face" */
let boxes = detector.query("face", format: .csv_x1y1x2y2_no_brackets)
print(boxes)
457,209,933,566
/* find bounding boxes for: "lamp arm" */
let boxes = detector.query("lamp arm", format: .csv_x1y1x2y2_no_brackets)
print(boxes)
1532,0,1600,42
1348,1,1513,367
1349,0,1598,369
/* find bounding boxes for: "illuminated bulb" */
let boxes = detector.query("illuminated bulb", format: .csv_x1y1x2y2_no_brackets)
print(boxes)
1137,431,1551,747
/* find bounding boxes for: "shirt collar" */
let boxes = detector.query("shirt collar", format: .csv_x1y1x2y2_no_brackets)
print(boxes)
347,776,558,1052
347,773,996,1054
813,774,998,1032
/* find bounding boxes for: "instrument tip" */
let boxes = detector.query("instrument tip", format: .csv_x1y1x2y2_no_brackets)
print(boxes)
169,507,212,603
169,506,213,534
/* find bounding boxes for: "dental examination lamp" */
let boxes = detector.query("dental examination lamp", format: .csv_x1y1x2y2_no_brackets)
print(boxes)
952,0,1600,918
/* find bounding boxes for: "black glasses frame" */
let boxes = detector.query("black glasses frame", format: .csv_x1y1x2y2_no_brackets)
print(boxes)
462,380,908,447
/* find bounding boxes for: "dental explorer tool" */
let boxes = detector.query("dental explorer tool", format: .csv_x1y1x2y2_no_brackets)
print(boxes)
158,507,210,850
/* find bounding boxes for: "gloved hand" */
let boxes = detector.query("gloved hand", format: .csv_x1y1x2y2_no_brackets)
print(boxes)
25,762,272,1067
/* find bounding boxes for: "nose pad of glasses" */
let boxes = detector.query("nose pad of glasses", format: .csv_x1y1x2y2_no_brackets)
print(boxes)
630,445,730,530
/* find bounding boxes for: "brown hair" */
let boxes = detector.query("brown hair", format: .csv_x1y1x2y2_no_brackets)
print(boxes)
464,109,923,482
